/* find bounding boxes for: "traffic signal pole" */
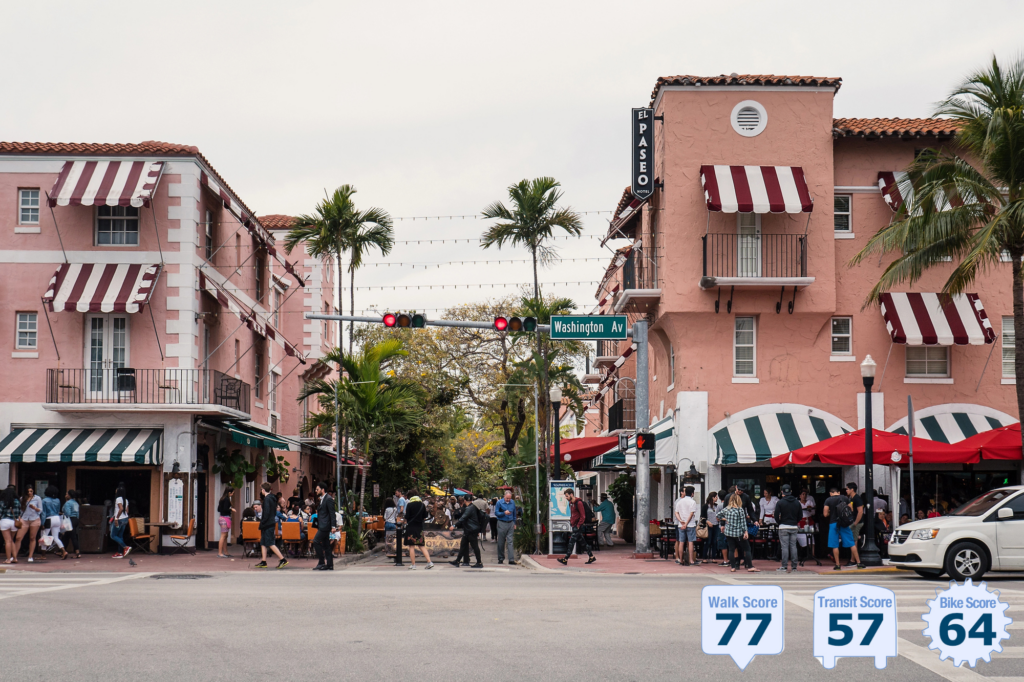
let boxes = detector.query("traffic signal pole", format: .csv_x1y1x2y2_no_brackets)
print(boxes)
307,314,551,333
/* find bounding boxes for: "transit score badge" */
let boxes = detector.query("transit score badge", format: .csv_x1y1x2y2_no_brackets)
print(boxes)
813,584,898,669
701,585,784,670
922,579,1011,667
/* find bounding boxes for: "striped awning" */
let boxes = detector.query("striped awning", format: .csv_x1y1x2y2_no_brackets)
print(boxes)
227,423,291,450
601,196,648,245
700,165,813,213
891,411,1012,444
43,263,161,313
0,428,162,464
877,170,965,215
592,416,675,468
879,292,995,345
48,160,164,208
714,411,850,465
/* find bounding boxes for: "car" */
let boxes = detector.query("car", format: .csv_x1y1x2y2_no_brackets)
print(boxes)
888,486,1024,580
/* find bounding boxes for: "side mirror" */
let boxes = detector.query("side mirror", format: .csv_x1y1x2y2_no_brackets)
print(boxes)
998,507,1014,520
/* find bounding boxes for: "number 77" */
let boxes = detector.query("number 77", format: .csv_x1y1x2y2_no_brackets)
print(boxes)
716,613,772,646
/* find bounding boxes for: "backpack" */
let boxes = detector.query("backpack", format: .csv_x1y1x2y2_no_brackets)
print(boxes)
581,499,595,525
835,495,856,528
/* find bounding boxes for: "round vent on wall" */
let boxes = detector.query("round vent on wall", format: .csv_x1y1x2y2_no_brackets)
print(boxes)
731,100,767,137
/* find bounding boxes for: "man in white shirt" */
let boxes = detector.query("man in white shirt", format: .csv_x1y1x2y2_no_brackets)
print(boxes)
673,486,700,566
759,488,778,525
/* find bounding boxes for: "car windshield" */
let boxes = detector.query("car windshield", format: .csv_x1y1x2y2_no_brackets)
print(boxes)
949,489,1017,517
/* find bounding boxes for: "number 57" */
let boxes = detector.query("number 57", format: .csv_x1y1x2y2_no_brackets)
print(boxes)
828,613,883,646
716,613,772,646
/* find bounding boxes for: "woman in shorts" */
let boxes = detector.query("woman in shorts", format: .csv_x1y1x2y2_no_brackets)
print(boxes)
217,487,235,558
1,486,21,564
403,489,433,569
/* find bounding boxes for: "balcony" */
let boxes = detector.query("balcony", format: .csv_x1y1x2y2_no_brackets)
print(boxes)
612,247,661,314
45,368,251,418
700,233,814,290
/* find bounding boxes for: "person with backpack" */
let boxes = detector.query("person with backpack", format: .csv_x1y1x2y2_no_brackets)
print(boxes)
449,497,484,568
823,486,860,570
557,489,595,566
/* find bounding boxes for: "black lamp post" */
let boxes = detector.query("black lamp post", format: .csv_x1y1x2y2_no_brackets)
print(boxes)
550,386,562,477
860,355,882,567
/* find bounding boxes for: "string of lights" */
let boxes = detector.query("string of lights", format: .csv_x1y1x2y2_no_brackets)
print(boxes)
392,211,613,221
333,256,609,269
390,233,605,245
353,280,598,291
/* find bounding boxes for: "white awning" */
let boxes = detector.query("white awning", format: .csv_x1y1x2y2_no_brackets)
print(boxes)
48,160,164,208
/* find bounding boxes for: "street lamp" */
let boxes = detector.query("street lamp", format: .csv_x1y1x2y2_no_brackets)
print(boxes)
860,355,882,566
549,386,563,477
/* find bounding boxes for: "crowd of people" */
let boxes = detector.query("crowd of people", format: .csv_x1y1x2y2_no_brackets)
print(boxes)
1,483,83,563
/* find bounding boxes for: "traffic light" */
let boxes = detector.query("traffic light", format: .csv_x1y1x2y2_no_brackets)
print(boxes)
383,312,427,328
395,314,412,328
494,316,509,331
522,316,537,331
494,316,537,332
636,431,655,452
411,313,427,328
383,313,397,327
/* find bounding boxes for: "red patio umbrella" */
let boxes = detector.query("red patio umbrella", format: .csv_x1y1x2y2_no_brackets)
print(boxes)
553,436,620,464
958,423,1023,461
770,428,978,468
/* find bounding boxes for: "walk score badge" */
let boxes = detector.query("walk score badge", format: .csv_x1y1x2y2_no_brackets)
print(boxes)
813,584,898,669
701,585,784,670
922,579,1011,667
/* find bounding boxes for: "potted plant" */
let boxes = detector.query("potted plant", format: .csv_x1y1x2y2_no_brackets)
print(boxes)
607,473,635,543
265,451,290,484
211,448,254,489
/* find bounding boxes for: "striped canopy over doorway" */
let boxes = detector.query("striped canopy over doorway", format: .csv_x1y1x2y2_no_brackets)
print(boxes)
713,409,851,465
0,428,162,464
890,410,1014,444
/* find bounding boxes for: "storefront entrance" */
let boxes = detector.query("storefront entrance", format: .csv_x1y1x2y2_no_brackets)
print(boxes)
75,468,152,519
900,466,1020,518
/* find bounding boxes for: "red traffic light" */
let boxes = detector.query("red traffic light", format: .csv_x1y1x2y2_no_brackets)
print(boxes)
494,316,509,331
383,313,397,327
636,431,655,452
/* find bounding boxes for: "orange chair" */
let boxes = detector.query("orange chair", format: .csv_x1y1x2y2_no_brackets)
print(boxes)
168,519,196,556
281,521,304,558
127,518,154,554
241,521,261,558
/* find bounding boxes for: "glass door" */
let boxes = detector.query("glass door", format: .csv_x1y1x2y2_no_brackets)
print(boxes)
84,314,130,399
737,213,761,277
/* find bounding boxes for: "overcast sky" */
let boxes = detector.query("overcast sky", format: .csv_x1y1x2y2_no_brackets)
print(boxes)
3,1,1022,316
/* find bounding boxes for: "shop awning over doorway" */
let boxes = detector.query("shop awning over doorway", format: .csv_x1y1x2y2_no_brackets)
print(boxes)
592,416,675,468
958,423,1023,461
556,436,619,465
48,160,164,208
227,423,290,450
0,427,162,464
714,410,850,465
769,428,978,468
700,165,813,213
43,263,161,313
879,292,995,345
890,409,1011,444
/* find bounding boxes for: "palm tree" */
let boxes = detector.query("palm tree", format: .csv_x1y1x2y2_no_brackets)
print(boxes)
300,338,423,515
346,220,394,352
853,56,1024,447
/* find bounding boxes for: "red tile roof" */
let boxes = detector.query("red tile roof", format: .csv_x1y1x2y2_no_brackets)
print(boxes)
612,186,633,221
832,118,960,139
0,140,265,235
258,214,296,230
651,74,842,103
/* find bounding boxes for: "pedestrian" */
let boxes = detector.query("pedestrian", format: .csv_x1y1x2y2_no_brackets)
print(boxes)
844,482,865,568
557,489,595,566
898,493,911,525
796,489,818,565
494,489,517,565
217,487,235,558
41,485,67,559
1,485,21,564
775,485,801,573
250,499,262,521
593,493,616,547
722,493,759,572
823,487,859,571
450,497,485,568
15,485,42,562
702,492,719,560
313,482,336,571
759,488,777,525
673,486,699,566
61,490,80,559
715,489,730,565
255,483,288,569
383,499,398,532
404,489,433,569
394,489,407,517
488,498,498,542
109,483,130,559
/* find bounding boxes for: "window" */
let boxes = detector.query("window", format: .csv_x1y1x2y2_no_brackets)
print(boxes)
268,372,277,413
834,195,851,232
906,346,949,377
831,317,852,355
1004,316,1015,378
235,234,242,267
734,317,756,376
16,312,37,349
273,290,280,328
205,210,214,260
254,350,263,399
19,189,39,225
254,253,265,303
323,303,330,344
96,206,139,245
669,343,675,386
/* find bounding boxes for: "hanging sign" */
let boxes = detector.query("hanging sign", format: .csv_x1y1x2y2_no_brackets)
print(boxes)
632,108,655,200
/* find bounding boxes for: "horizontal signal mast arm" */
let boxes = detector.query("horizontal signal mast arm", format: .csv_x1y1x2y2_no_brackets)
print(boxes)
306,313,551,333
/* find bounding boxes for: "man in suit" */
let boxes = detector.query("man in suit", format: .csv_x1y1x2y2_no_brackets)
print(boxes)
313,482,337,571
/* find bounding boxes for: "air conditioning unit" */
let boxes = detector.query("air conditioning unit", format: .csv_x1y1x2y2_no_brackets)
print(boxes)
697,460,708,474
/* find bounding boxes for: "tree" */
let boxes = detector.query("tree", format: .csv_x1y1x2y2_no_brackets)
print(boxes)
344,214,394,352
852,56,1024,450
300,339,423,515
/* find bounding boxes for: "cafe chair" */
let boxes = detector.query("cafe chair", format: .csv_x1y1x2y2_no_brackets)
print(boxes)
281,521,304,558
128,518,154,554
168,518,196,556
241,521,261,558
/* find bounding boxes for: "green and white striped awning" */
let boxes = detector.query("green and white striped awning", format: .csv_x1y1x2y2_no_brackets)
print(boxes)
714,412,850,465
891,412,1011,444
593,416,675,468
0,428,162,464
227,423,290,450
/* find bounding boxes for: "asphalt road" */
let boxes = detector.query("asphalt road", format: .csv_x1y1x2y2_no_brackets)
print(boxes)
3,560,1024,681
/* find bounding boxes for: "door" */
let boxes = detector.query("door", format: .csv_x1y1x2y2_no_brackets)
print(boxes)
84,314,130,398
994,494,1024,567
737,213,761,277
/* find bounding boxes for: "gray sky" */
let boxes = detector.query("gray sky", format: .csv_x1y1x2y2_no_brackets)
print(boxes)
4,1,1022,316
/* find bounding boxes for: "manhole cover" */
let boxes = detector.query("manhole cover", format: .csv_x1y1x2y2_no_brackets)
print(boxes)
624,572,641,575
150,574,212,580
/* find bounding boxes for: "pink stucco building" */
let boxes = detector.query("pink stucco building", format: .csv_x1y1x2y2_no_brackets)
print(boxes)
586,75,1019,522
0,142,333,551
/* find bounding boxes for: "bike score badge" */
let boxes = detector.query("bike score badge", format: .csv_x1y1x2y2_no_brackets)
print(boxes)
923,579,1012,667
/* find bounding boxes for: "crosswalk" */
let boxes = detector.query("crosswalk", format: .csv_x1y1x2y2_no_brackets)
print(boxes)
0,571,151,600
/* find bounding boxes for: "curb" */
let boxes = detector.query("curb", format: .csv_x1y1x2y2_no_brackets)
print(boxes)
520,554,562,573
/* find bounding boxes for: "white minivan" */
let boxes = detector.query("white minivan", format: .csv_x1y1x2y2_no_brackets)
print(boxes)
888,486,1024,580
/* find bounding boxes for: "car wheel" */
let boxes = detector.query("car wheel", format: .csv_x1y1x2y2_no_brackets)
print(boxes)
945,541,988,581
913,568,944,579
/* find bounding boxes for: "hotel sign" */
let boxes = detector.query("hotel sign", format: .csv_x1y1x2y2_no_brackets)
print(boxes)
632,108,655,200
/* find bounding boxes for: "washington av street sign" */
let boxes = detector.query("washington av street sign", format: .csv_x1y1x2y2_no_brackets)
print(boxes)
550,315,628,340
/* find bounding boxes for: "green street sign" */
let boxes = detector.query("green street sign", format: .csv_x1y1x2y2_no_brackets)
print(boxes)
550,315,628,340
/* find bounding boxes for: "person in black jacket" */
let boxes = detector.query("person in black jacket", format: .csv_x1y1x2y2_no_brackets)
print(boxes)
449,498,484,568
403,490,433,569
313,482,337,571
774,484,803,573
255,483,288,569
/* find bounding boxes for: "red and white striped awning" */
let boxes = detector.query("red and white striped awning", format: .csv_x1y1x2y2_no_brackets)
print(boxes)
877,171,965,215
700,165,813,213
879,292,996,346
589,342,638,405
43,263,160,313
48,161,164,208
198,271,306,363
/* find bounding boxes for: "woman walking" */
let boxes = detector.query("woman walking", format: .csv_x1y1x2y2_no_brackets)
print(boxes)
217,487,235,558
488,498,498,542
722,493,759,573
702,492,719,560
383,499,397,532
1,485,21,564
110,483,130,559
41,485,67,559
62,490,80,559
15,485,42,562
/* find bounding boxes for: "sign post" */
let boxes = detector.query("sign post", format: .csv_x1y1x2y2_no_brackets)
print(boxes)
632,108,655,201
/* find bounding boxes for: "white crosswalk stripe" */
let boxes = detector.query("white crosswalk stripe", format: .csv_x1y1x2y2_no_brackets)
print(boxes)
0,572,151,599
